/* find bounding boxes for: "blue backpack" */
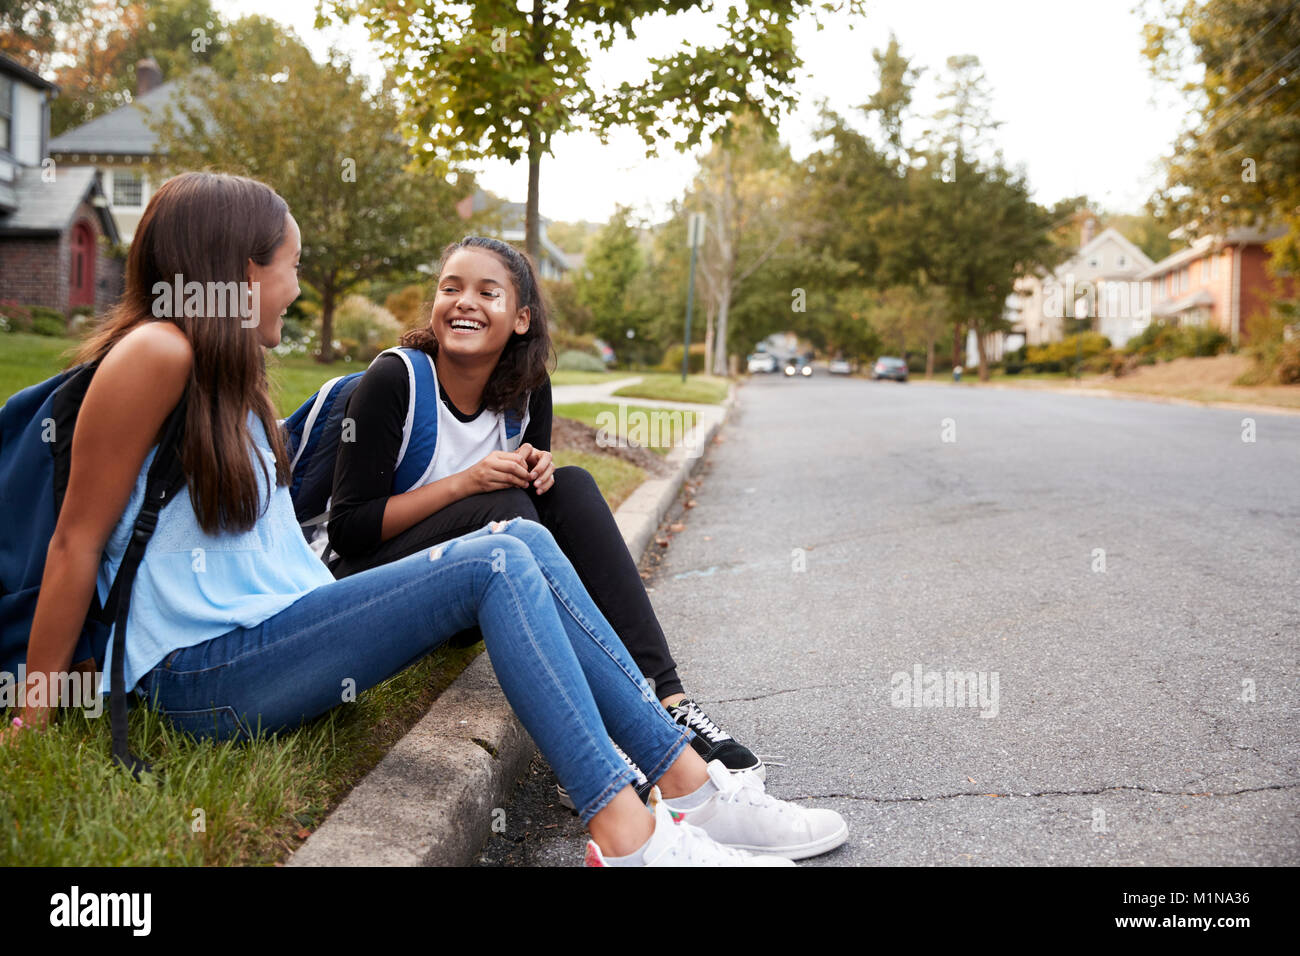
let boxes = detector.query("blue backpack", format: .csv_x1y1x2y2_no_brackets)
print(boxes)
282,347,525,560
0,362,187,778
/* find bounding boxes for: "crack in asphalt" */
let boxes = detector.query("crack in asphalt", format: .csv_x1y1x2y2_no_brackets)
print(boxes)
784,781,1300,803
706,683,843,703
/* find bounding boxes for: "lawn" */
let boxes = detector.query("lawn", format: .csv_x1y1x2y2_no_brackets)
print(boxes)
611,372,730,404
0,333,658,864
553,401,699,455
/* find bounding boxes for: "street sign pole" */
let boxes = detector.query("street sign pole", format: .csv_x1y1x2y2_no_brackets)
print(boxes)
683,212,704,383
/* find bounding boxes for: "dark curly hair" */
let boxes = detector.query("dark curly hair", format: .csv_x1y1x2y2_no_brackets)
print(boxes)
400,235,553,417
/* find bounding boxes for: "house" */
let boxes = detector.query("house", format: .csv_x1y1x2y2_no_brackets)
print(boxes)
454,187,571,280
1137,226,1293,346
0,53,122,316
1015,218,1155,348
46,58,190,243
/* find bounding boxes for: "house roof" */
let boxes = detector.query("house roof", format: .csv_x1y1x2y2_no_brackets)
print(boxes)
0,165,120,243
48,79,193,156
1139,225,1290,279
0,52,57,92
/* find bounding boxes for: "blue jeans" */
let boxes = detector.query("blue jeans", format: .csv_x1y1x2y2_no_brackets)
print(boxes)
134,518,693,823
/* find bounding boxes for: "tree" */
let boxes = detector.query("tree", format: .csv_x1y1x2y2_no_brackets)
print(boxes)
320,0,864,267
156,29,467,361
0,0,85,71
1141,0,1300,275
575,206,649,359
908,56,1059,381
688,112,802,374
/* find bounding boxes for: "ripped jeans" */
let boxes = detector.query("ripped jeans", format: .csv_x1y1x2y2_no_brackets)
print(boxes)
134,517,693,823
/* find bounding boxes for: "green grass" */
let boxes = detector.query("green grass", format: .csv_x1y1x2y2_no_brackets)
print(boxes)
0,333,80,405
552,449,646,512
1,643,480,865
611,373,729,404
549,369,619,386
553,401,698,456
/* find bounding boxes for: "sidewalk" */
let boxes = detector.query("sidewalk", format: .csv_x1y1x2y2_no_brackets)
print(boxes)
288,379,737,866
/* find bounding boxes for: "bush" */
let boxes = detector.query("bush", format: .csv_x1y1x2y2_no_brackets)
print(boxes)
31,315,67,337
551,328,603,360
1125,320,1229,362
1276,339,1300,385
384,284,428,332
0,302,33,333
556,349,607,372
658,343,706,374
332,295,402,362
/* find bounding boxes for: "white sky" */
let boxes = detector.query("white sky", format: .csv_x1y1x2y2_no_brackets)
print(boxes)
212,0,1189,227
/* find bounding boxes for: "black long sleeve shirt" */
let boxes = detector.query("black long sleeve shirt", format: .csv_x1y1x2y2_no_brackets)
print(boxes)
327,351,552,559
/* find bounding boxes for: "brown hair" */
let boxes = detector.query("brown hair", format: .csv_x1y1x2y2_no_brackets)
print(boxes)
76,171,291,534
400,236,552,416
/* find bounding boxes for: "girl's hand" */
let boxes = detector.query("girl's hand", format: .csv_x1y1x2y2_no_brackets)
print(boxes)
460,450,532,495
516,443,555,495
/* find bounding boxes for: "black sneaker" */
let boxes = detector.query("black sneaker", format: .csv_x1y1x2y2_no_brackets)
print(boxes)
556,740,654,812
667,698,766,781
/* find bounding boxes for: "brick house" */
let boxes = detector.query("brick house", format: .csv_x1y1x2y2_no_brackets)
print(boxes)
1138,226,1294,346
0,53,122,316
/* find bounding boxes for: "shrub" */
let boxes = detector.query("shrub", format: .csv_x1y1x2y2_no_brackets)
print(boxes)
556,349,607,372
659,343,706,374
332,295,402,362
1125,320,1229,361
31,315,67,337
552,328,602,359
384,284,428,332
0,302,33,333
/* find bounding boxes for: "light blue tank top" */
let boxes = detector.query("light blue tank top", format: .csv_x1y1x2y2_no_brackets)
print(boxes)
98,411,335,695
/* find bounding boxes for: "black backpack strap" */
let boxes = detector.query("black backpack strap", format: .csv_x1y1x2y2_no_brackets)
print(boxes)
108,394,188,780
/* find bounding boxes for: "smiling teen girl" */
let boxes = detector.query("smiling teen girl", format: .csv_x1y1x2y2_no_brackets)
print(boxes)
6,172,847,866
327,238,766,802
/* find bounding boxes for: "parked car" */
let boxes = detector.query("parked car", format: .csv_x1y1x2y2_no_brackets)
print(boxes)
872,356,909,382
829,358,852,375
748,352,778,373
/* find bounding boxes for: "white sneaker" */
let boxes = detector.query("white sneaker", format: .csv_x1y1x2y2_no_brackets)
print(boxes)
665,760,848,860
584,789,795,867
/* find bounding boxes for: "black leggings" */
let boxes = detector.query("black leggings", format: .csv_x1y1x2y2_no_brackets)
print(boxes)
331,466,684,701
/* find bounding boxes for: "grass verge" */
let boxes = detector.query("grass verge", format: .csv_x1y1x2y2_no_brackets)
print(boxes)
611,373,729,404
553,401,698,455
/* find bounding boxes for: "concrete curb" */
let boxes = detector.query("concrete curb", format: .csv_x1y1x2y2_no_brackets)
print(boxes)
289,381,739,867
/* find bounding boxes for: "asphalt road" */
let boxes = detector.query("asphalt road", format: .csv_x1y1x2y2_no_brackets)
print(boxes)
478,373,1299,866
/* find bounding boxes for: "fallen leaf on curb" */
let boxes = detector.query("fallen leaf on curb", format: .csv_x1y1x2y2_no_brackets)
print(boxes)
966,777,976,784
684,499,697,509
296,828,311,840
669,522,685,532
656,537,670,547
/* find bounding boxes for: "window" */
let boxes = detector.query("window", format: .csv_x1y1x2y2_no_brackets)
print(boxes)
0,75,13,155
1201,259,1209,282
1117,254,1127,268
1211,254,1220,280
1180,267,1189,293
1088,256,1099,268
111,170,144,208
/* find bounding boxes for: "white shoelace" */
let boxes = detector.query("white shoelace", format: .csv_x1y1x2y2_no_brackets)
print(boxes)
712,767,788,815
678,701,732,744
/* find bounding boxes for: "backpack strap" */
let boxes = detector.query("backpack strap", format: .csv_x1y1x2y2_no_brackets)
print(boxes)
388,347,441,494
107,392,188,781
